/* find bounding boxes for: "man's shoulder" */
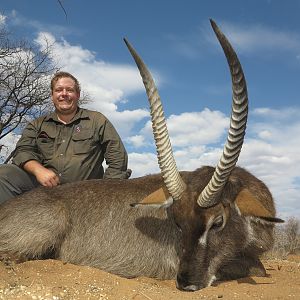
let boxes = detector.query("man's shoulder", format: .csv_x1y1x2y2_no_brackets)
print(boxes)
80,108,108,121
29,113,52,127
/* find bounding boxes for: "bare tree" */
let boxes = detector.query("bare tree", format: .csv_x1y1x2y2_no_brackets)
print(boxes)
284,217,300,254
267,217,300,258
0,27,57,141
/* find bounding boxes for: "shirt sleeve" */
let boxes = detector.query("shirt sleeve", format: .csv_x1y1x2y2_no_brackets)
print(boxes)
12,121,42,167
101,119,129,179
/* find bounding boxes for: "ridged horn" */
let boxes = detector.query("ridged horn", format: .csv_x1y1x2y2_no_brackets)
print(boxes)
197,19,249,207
124,38,186,200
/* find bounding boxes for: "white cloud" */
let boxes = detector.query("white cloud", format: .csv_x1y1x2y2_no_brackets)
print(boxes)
128,152,159,177
0,13,6,25
126,135,147,148
137,108,229,147
167,109,228,147
106,109,149,138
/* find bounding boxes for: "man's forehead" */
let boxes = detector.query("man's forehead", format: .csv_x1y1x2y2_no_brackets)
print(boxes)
55,77,76,86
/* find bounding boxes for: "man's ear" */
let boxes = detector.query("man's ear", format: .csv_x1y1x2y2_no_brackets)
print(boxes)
130,186,173,208
235,189,284,223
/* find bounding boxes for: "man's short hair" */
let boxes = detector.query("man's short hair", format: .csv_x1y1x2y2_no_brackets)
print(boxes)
51,71,81,94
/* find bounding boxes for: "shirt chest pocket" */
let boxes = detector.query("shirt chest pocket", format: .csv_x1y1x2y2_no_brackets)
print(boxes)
72,129,95,155
36,129,57,159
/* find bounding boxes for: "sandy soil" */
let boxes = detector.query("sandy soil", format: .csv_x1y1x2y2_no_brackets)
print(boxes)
0,256,299,300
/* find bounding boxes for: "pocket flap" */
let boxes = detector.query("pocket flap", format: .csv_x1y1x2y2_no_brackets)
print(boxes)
72,129,94,141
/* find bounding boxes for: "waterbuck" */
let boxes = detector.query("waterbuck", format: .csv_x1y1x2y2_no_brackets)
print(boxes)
0,20,283,291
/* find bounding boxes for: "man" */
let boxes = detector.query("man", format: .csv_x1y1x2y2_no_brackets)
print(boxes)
0,71,131,204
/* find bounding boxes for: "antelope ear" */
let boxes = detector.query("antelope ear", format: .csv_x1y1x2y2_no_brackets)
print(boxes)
235,189,284,223
130,187,173,208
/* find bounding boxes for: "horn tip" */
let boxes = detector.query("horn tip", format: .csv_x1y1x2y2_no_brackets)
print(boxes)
123,38,134,54
210,19,219,33
209,19,218,28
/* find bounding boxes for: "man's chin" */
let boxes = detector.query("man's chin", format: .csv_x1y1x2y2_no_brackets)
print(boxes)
61,107,71,111
57,107,76,115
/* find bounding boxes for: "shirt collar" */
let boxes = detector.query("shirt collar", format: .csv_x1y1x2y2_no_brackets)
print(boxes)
45,107,90,123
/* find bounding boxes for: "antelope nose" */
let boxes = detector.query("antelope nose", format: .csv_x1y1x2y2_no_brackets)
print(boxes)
179,284,199,292
176,274,201,292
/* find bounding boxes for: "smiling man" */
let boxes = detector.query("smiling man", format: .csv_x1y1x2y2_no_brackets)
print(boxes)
0,71,131,203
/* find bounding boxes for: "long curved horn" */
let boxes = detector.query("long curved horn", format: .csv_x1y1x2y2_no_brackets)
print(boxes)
197,19,249,207
124,39,186,201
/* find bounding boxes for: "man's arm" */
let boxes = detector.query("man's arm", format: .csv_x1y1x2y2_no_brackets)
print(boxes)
13,121,42,166
12,121,60,187
101,120,130,179
23,160,60,187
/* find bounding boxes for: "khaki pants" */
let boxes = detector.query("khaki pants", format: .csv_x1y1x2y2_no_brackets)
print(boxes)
0,164,39,204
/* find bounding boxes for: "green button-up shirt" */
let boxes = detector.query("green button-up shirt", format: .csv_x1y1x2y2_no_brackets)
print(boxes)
12,108,129,182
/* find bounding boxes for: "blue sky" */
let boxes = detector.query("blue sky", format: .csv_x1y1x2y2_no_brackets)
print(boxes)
1,0,299,219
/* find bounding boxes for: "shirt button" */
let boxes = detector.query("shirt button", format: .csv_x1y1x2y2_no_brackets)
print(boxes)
62,140,65,143
59,173,62,177
60,153,63,156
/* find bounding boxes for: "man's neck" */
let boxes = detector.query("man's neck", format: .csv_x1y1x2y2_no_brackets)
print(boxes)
56,111,77,124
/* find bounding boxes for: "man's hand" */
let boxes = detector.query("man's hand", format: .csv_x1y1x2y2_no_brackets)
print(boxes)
23,160,60,187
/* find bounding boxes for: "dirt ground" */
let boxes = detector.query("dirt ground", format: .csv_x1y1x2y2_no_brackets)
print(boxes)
0,256,299,300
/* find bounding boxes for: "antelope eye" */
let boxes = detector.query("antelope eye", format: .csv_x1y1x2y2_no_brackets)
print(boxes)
211,215,224,230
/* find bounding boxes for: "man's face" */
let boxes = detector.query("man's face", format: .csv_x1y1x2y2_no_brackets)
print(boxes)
52,77,80,115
